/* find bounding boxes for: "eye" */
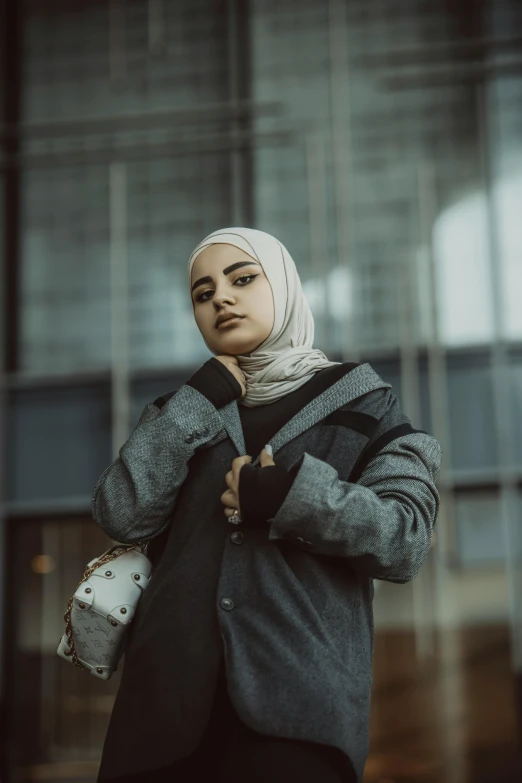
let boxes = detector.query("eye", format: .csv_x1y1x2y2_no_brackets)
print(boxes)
195,274,258,303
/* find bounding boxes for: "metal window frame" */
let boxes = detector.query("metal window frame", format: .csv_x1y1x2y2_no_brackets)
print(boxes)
1,0,22,778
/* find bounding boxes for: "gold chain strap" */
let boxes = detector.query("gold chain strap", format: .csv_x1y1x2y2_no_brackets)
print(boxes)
63,543,147,671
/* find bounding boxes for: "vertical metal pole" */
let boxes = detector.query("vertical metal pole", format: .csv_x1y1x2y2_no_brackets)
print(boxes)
38,523,60,759
305,131,331,357
0,146,6,783
148,0,165,57
396,227,422,431
0,98,6,783
227,0,254,227
416,159,464,783
109,0,127,87
109,163,131,464
0,180,5,755
227,0,243,225
477,80,522,703
417,161,457,574
328,0,359,363
395,186,432,657
0,0,21,778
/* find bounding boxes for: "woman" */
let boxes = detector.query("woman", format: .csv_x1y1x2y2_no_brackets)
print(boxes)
93,227,442,783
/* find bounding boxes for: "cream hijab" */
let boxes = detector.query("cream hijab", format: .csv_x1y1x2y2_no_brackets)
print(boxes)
187,227,341,408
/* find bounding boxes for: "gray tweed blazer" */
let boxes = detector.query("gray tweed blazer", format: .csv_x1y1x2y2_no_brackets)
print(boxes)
92,362,442,783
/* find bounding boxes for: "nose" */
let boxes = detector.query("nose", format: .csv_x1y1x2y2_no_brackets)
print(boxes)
213,289,236,308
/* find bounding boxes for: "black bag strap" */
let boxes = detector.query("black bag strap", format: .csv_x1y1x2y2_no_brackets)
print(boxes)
348,422,428,484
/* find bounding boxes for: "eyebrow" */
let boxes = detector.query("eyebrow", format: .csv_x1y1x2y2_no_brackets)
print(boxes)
191,260,261,294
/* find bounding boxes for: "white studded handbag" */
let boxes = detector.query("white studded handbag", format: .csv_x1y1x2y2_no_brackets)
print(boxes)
57,542,152,681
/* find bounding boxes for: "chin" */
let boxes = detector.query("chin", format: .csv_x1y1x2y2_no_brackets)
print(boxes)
213,334,254,353
221,343,252,355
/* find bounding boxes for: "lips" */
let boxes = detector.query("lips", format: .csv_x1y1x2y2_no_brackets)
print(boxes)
217,316,244,329
215,314,244,328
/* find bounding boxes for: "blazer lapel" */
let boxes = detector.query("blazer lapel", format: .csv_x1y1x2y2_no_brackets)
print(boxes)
218,363,391,466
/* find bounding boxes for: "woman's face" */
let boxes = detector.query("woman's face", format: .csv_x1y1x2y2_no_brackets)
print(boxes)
190,243,275,356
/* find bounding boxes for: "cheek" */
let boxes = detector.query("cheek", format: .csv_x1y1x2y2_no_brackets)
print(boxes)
261,289,275,328
194,309,213,334
254,282,274,318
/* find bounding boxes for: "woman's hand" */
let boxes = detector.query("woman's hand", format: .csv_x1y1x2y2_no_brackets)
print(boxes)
221,447,275,519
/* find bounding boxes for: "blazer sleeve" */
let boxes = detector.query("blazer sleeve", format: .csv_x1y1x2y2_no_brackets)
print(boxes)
266,391,442,584
90,385,227,544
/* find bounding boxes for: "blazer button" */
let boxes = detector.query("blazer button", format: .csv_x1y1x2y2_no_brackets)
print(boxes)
185,434,194,443
220,598,235,611
201,426,209,436
194,430,202,438
231,531,244,545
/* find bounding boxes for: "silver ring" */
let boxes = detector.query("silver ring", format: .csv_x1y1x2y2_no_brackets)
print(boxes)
228,509,242,524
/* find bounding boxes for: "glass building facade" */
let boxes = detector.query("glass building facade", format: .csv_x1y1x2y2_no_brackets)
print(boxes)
1,1,522,781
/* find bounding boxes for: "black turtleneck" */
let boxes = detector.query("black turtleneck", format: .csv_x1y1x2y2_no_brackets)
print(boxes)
186,357,359,526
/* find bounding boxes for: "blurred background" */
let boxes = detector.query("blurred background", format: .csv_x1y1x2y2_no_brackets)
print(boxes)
1,0,522,781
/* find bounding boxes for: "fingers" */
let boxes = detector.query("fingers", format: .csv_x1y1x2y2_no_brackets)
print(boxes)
222,455,251,511
232,455,251,481
259,447,275,467
232,454,252,467
221,489,236,507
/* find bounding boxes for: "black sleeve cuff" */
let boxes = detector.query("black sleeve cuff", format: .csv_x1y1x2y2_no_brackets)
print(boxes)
238,463,296,526
186,358,242,409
